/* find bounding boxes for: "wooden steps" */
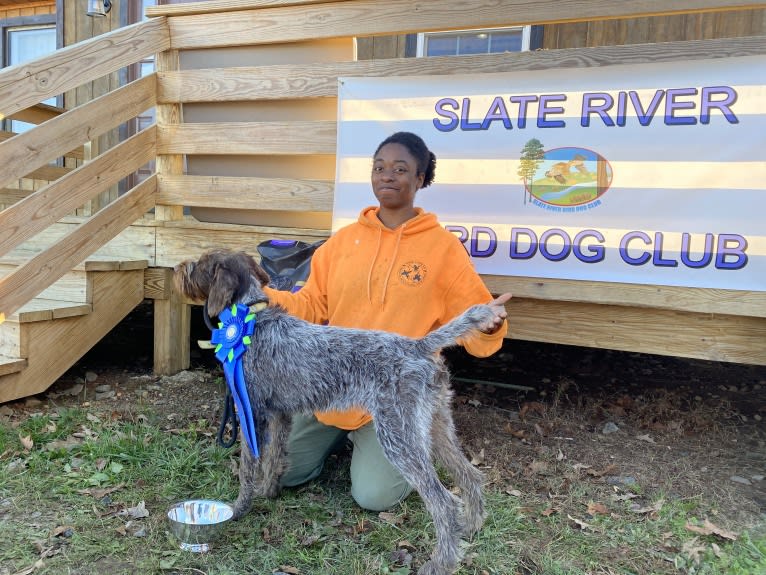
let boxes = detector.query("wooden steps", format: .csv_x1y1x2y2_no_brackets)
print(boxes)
0,256,147,404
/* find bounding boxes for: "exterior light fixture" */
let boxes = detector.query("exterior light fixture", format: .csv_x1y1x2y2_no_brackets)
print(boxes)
86,0,112,17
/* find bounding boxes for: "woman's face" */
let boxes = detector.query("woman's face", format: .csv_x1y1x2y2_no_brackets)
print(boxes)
371,143,425,211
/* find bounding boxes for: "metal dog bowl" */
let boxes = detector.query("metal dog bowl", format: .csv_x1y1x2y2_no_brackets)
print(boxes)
167,499,234,552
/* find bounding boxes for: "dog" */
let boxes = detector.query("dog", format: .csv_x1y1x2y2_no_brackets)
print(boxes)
175,249,497,575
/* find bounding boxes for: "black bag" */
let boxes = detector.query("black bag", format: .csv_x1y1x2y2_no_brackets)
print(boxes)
256,239,325,293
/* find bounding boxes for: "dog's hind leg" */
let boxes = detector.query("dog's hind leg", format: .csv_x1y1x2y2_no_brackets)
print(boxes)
376,416,463,575
431,383,485,537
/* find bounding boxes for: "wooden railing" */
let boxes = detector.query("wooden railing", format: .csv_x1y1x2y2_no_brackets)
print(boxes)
0,17,170,322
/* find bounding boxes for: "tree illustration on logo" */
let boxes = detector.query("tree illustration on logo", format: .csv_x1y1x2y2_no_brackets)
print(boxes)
517,138,545,205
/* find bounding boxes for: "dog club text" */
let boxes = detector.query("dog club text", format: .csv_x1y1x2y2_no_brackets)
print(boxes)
432,86,738,131
446,226,749,270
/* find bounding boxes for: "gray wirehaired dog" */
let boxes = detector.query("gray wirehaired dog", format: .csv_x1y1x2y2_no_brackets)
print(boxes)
174,248,495,575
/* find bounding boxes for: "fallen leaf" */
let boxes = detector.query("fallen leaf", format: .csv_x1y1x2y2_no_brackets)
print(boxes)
469,448,485,466
541,507,559,517
119,501,149,519
504,424,526,439
277,565,301,575
636,434,655,443
378,511,404,526
44,436,83,452
11,558,45,575
50,525,74,538
586,464,617,477
300,534,321,547
568,514,594,531
685,519,738,541
630,499,664,518
20,435,34,451
505,488,522,497
353,518,373,535
78,484,125,499
586,502,609,516
519,401,546,420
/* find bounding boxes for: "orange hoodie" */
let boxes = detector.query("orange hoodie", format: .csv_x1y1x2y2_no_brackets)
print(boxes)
264,206,507,430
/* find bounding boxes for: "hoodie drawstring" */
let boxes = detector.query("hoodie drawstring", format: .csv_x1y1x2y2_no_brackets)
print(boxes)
380,225,404,304
367,227,382,303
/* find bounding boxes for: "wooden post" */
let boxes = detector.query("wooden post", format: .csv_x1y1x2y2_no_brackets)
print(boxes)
153,48,190,374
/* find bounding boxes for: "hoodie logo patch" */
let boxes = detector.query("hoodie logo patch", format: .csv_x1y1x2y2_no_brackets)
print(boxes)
399,262,427,287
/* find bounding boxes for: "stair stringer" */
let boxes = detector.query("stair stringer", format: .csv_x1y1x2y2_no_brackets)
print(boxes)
0,268,145,404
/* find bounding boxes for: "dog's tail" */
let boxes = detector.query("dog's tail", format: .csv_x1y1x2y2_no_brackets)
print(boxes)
416,304,497,355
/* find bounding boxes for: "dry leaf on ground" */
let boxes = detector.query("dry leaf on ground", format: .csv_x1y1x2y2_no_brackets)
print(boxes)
685,518,738,541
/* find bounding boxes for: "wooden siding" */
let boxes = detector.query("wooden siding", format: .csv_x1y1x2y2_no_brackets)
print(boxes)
544,8,766,48
0,1,53,18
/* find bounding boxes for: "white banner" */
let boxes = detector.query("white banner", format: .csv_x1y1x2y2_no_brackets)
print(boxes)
334,56,766,291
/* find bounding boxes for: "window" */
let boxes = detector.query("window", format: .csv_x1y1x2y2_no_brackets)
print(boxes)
417,27,531,57
5,24,56,133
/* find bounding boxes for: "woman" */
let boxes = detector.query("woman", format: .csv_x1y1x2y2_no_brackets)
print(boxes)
264,131,511,511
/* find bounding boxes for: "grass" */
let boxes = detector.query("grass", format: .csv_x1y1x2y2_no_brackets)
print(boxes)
1,403,764,575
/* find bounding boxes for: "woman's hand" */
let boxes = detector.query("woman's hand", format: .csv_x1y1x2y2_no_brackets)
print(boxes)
480,292,512,334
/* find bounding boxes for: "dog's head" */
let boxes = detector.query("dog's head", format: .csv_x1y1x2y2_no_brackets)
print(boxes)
174,249,271,317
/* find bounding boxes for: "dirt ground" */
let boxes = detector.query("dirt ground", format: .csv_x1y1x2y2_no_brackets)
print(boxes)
24,302,766,537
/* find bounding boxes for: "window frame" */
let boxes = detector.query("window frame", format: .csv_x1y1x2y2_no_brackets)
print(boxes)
1,13,58,132
415,25,532,57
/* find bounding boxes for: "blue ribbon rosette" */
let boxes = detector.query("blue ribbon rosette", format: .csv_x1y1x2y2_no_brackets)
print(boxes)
210,303,259,457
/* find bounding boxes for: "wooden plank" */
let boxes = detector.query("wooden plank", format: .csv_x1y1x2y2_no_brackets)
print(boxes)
482,275,766,319
0,356,26,378
7,102,65,124
0,269,145,403
0,17,169,119
0,188,31,205
144,268,170,300
157,121,336,155
147,0,352,16
154,49,185,223
0,262,89,303
157,174,334,211
165,0,766,49
0,127,157,259
0,132,83,161
0,319,24,358
507,298,766,365
23,165,71,181
8,219,157,265
0,175,157,320
0,75,156,191
9,299,92,323
157,36,766,103
152,47,188,376
153,267,190,374
156,221,329,267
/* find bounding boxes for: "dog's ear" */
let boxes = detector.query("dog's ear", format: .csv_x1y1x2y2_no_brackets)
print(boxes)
253,260,270,287
207,264,240,317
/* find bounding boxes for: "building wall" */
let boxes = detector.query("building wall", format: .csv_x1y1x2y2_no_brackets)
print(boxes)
0,1,54,19
543,9,766,48
358,8,766,59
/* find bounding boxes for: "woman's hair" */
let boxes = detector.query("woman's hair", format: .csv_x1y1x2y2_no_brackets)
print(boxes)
373,131,437,188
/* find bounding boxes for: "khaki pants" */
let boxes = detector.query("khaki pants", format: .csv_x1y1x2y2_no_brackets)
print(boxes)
280,413,412,511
